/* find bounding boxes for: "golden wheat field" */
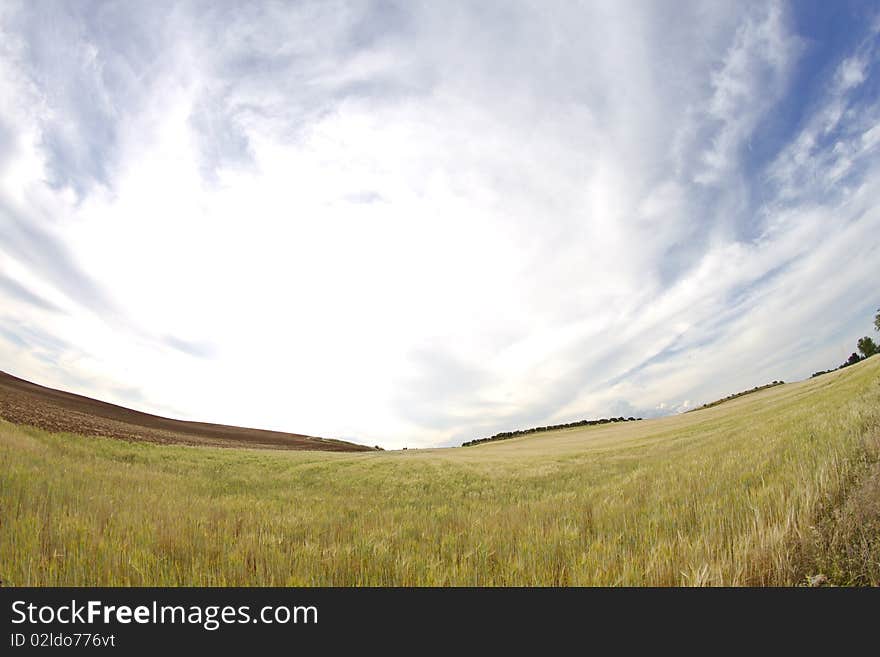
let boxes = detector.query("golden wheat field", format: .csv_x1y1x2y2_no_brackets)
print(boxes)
1,356,878,586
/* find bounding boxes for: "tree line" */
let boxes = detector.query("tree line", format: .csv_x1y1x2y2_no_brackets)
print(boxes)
461,416,641,447
688,381,785,412
812,308,879,377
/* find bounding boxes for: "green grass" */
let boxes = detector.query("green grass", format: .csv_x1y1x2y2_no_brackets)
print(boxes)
1,357,878,586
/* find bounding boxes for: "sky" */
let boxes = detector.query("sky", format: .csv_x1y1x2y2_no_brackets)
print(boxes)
1,1,878,449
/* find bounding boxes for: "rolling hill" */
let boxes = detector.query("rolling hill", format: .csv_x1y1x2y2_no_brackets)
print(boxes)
1,356,878,586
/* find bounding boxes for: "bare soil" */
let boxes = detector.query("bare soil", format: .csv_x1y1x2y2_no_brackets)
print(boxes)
0,370,374,452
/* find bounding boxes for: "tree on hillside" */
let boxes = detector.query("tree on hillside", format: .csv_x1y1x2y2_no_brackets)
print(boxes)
857,336,878,359
844,352,862,367
875,308,879,332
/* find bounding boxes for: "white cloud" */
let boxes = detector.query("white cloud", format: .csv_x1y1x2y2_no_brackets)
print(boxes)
1,2,878,448
691,2,801,186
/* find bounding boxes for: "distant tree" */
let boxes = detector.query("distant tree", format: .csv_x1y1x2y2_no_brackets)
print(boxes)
875,308,880,332
844,352,862,367
857,336,878,359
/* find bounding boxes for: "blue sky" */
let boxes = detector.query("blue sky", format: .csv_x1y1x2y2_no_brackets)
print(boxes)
0,1,878,448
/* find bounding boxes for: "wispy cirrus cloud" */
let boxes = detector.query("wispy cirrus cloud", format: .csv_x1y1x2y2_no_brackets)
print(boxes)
0,1,878,448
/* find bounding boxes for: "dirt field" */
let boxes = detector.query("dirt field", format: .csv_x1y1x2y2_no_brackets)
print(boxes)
0,370,374,451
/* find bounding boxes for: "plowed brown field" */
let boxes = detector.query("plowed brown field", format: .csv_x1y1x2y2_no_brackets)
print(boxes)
0,370,373,451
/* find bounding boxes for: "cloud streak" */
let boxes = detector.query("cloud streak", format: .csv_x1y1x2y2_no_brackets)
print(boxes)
0,1,878,448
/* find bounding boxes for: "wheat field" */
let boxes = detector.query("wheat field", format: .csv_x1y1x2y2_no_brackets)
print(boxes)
1,357,878,586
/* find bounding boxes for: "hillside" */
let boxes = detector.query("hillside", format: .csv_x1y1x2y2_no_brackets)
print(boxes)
0,370,373,452
1,357,878,585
